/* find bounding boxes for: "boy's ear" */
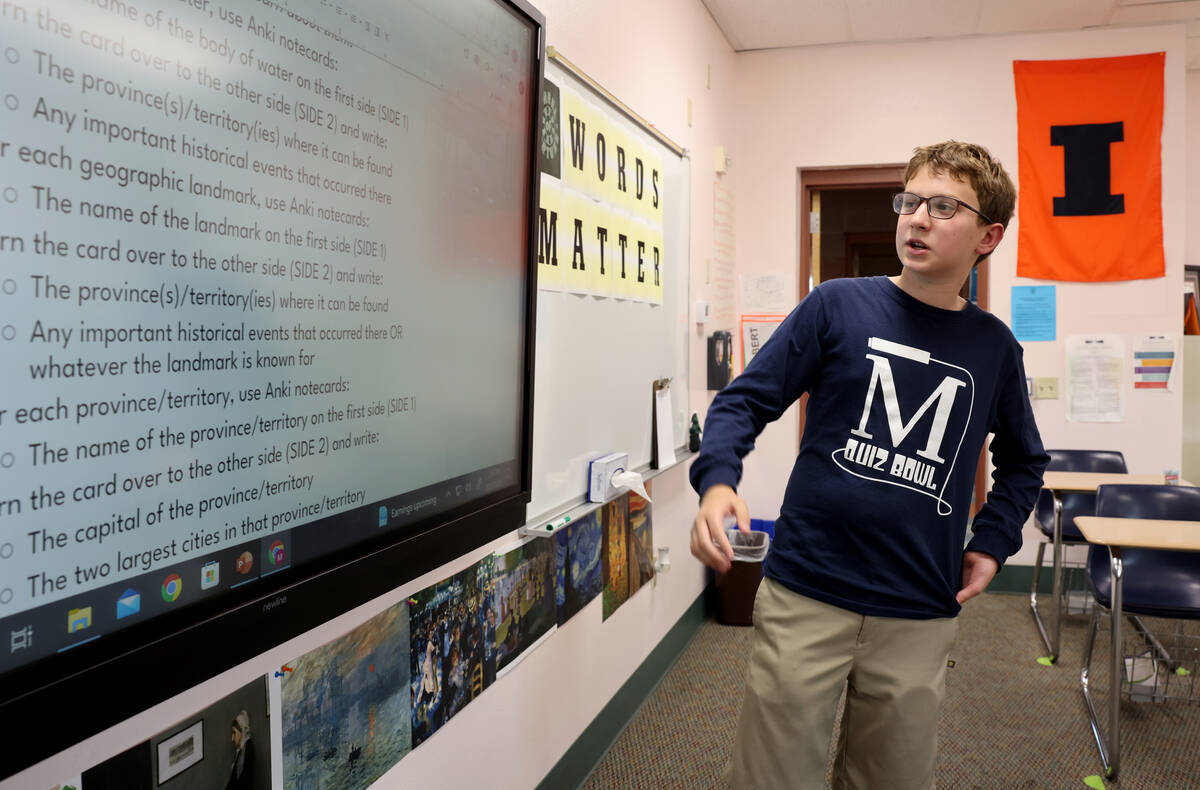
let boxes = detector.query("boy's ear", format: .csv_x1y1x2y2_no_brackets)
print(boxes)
975,223,1005,257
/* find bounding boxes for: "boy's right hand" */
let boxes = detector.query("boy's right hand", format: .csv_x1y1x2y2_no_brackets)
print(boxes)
690,484,750,574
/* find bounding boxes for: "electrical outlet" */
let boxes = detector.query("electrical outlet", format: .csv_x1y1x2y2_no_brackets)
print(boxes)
1035,377,1059,399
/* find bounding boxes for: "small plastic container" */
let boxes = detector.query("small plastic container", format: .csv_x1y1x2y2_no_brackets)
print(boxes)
715,528,771,626
749,520,775,576
727,528,769,561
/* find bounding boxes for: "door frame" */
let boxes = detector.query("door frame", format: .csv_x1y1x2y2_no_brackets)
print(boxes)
796,165,991,516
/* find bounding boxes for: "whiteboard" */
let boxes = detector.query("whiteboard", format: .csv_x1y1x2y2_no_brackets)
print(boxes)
526,55,690,522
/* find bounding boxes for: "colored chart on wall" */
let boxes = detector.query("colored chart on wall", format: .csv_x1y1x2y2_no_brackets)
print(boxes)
1133,334,1177,391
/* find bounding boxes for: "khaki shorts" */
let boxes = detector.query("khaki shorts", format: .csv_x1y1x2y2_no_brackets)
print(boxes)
726,577,959,790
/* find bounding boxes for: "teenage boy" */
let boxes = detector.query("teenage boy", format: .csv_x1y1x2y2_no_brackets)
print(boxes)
689,141,1049,790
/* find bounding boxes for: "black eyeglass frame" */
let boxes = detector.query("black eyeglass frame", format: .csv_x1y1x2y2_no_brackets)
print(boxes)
892,192,995,226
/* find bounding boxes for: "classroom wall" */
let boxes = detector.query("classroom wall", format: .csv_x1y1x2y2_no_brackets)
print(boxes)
1187,71,1200,484
1,1,737,789
1186,338,1200,483
1189,62,1200,271
724,25,1190,568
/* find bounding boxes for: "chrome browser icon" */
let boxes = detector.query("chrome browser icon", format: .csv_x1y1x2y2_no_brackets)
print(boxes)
161,573,182,603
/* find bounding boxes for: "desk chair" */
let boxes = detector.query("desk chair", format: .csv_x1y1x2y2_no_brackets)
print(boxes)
1081,484,1200,779
1030,450,1127,656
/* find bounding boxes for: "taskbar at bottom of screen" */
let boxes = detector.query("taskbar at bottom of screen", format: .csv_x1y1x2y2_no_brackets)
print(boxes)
0,461,519,674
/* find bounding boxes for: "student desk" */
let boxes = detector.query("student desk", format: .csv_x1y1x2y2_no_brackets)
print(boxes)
1073,515,1200,779
1034,472,1166,663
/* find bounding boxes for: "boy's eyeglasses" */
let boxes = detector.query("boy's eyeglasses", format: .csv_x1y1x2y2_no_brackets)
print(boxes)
893,192,995,225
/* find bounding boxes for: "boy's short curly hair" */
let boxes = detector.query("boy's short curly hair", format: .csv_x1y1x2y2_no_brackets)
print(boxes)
905,141,1016,230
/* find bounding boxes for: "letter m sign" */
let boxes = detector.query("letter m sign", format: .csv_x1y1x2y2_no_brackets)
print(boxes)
849,339,966,464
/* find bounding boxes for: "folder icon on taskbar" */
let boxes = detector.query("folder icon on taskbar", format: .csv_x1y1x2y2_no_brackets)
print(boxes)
116,589,141,619
68,607,92,633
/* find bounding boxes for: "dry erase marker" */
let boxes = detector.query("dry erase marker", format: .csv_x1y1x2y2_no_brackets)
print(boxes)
546,515,571,531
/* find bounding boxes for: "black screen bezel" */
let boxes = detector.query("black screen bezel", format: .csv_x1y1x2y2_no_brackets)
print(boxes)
0,0,545,777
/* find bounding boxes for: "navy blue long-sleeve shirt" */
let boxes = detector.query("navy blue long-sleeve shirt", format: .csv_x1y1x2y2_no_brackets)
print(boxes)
691,277,1049,619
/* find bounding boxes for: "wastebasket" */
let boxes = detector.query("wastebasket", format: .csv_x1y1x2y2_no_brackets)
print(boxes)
749,519,775,569
715,528,770,626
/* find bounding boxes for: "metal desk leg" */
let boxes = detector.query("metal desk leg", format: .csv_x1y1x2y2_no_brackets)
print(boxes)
1030,540,1049,648
1051,493,1064,661
1108,547,1123,779
1082,548,1123,780
1031,493,1065,660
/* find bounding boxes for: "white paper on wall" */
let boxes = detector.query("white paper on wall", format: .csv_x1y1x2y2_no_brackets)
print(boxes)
741,272,791,313
1065,334,1124,422
711,180,736,324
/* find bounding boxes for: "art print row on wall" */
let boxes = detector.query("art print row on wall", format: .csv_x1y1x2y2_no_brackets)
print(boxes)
56,493,653,790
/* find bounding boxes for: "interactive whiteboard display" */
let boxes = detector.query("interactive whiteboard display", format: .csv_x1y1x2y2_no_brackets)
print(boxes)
0,0,538,718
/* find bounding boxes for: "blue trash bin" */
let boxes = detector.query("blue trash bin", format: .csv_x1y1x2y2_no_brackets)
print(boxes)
750,519,775,575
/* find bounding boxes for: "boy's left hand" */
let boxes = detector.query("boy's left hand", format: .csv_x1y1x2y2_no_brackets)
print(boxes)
956,551,999,604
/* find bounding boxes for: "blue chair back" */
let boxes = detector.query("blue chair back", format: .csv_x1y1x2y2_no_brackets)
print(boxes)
1035,450,1127,542
1087,484,1200,618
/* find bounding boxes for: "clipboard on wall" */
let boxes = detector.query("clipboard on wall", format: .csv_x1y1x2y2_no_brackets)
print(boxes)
651,377,676,469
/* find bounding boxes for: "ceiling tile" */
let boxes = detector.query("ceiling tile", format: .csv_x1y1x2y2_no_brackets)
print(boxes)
978,0,1118,35
703,0,1199,52
702,0,851,51
1110,0,1200,23
845,0,982,42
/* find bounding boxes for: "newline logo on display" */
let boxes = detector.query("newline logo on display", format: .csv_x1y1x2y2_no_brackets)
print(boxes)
262,595,288,614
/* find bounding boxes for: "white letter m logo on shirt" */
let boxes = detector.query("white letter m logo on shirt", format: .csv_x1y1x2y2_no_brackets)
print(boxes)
849,338,966,464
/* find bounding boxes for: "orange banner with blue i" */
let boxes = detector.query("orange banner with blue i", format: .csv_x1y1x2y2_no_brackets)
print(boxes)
1013,52,1164,282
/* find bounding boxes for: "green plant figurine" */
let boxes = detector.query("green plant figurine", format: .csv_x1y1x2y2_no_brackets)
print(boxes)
688,413,702,452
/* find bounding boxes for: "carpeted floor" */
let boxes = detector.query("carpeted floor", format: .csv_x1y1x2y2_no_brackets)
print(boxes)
580,593,1200,789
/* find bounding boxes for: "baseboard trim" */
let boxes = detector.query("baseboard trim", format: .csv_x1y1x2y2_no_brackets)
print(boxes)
990,563,1052,595
535,590,708,790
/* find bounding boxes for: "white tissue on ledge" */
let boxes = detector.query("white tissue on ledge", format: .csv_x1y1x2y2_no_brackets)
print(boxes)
610,469,651,502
